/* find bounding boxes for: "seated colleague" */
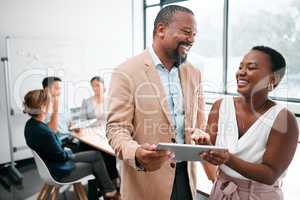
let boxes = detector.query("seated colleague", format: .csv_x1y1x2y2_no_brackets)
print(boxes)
42,76,82,152
81,76,106,125
23,89,119,199
42,76,72,142
191,46,299,199
80,76,120,191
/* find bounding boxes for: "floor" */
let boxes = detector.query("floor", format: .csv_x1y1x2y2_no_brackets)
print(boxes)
0,158,208,200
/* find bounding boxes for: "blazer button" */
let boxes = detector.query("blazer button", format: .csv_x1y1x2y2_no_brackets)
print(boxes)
171,138,176,143
170,162,176,168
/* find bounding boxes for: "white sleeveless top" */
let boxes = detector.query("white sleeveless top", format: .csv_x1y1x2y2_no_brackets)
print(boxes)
216,96,285,180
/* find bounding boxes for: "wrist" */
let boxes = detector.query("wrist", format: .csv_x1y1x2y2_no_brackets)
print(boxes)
52,109,58,113
135,157,145,171
51,105,59,113
135,147,145,171
224,152,233,166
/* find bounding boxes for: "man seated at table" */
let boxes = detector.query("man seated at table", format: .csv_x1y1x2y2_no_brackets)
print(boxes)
42,76,73,144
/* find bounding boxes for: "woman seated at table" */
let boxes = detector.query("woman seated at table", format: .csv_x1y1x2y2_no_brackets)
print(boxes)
81,76,106,125
191,46,299,199
23,89,120,200
80,76,120,191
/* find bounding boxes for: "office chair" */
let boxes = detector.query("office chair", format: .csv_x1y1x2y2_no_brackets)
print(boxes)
32,150,94,200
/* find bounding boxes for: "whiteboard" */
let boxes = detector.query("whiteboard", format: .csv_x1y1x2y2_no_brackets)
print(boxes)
6,37,116,113
3,36,131,163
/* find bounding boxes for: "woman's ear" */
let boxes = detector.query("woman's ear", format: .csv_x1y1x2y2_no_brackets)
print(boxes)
272,72,282,88
267,73,275,91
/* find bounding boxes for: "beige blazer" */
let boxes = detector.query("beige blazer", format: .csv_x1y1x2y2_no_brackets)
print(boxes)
106,49,206,200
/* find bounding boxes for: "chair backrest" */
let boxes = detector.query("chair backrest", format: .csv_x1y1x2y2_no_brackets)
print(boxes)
32,150,95,186
31,150,60,186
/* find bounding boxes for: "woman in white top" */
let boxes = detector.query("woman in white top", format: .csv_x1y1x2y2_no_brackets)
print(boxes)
80,76,120,194
81,76,106,124
191,46,299,199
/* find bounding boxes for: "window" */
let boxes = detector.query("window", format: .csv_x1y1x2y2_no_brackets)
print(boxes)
170,0,224,94
145,0,300,102
145,0,224,94
146,0,160,6
227,0,300,100
145,6,160,47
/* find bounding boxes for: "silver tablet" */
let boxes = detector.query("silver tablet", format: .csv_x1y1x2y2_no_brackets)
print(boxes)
156,143,227,161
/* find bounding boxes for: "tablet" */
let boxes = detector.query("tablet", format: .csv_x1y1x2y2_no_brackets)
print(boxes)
156,143,227,161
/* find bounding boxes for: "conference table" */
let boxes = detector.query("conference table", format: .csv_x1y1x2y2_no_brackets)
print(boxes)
71,126,115,156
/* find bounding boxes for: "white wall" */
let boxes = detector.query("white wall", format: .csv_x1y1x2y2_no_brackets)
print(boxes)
0,0,144,164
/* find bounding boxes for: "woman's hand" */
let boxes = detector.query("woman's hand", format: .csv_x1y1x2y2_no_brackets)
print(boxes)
201,150,230,166
188,128,212,145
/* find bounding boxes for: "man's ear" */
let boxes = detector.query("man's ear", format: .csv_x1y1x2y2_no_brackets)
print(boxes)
156,23,167,38
44,87,53,98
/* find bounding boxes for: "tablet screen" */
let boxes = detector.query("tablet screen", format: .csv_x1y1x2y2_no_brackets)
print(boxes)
156,143,227,161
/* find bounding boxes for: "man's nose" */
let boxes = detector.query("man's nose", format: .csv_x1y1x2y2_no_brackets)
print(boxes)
187,34,195,44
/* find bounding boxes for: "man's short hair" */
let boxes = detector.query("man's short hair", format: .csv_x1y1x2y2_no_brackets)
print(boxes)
42,76,62,88
153,5,194,37
90,76,104,84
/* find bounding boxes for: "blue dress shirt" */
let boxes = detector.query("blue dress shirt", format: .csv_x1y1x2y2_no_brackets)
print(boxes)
148,46,185,144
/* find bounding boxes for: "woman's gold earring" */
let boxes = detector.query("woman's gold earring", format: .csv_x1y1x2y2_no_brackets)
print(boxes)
268,83,274,91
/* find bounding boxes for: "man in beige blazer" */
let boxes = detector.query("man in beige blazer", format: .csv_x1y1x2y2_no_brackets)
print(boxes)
107,5,205,200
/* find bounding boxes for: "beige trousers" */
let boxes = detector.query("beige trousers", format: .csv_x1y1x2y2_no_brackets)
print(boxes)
209,171,283,200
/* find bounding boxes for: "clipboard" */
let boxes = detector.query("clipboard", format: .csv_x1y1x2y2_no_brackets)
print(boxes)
156,143,227,161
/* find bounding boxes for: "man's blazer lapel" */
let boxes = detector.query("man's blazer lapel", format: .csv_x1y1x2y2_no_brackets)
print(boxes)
142,50,173,127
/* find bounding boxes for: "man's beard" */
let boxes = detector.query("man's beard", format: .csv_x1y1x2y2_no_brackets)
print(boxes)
169,42,189,66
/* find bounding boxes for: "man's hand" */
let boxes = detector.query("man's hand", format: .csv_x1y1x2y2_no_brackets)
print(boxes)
135,143,171,172
47,95,59,133
187,128,212,145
